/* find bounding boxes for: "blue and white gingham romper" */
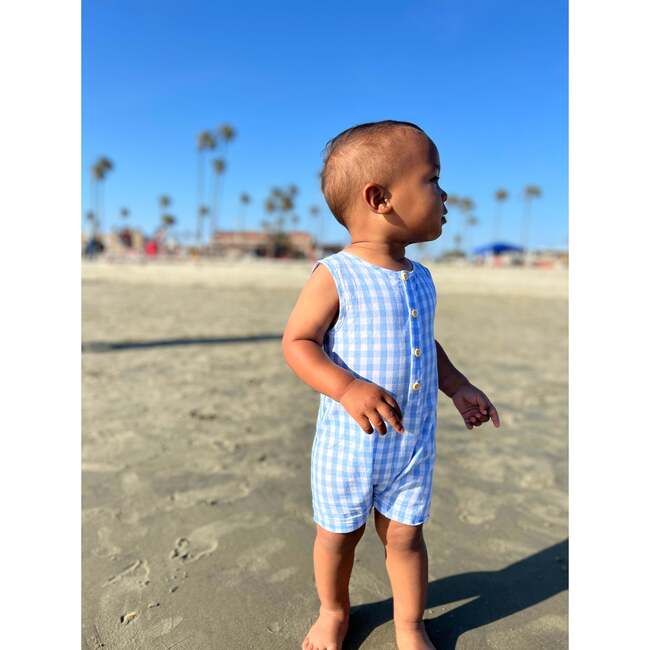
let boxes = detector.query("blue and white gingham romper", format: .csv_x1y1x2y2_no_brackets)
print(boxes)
310,250,438,533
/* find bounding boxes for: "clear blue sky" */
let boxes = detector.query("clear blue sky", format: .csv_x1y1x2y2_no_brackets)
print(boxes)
82,0,567,253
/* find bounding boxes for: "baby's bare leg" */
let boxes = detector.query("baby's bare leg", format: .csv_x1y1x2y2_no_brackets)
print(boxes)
374,509,435,650
302,522,366,650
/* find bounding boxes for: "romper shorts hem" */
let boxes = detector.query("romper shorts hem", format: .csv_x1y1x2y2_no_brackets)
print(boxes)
313,504,431,533
374,503,431,528
313,512,370,534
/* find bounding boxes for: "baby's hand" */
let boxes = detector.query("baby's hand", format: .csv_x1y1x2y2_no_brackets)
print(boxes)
338,379,404,436
450,383,500,430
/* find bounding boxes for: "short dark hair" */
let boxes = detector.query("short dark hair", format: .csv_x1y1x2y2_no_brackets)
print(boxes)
320,120,427,228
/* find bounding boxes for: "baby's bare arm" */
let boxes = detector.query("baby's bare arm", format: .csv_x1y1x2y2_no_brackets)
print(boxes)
282,264,403,435
282,264,356,401
435,340,469,397
436,339,500,428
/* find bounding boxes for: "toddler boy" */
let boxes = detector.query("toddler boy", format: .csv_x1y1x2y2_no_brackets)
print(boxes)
282,120,499,650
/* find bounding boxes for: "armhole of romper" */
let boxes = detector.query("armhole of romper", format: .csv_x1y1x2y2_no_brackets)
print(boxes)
420,262,437,305
311,259,346,334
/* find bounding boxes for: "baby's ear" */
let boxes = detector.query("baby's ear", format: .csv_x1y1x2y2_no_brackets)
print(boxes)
363,183,389,213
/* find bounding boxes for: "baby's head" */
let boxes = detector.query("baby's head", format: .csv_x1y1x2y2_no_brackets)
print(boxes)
320,120,447,244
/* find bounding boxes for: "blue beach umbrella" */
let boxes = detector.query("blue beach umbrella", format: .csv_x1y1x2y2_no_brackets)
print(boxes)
472,242,524,256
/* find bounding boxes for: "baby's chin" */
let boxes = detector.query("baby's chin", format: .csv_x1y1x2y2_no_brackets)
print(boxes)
427,222,444,241
410,229,442,244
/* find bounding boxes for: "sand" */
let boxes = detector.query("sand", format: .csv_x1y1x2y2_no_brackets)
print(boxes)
82,258,568,649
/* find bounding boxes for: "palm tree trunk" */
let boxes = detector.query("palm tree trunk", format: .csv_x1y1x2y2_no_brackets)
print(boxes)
521,200,531,251
210,173,219,236
217,173,226,237
494,204,501,241
92,177,99,238
98,181,104,236
196,151,203,244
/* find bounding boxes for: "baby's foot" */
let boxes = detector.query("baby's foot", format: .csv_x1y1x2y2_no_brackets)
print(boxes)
302,606,349,650
394,620,436,650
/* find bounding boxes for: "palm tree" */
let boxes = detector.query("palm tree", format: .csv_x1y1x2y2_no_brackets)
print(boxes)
280,193,294,215
90,156,114,232
263,185,301,246
238,192,251,231
196,130,216,243
264,198,276,215
159,195,172,223
494,189,508,241
459,197,476,255
197,205,210,246
118,207,130,239
521,185,542,251
444,194,462,252
214,125,236,237
466,215,479,256
217,123,236,155
85,210,97,239
157,214,176,252
210,158,226,237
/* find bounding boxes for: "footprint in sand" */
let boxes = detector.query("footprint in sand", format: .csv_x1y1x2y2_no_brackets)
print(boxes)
169,480,252,509
103,559,150,589
170,513,274,566
120,610,138,625
169,530,218,564
170,537,191,561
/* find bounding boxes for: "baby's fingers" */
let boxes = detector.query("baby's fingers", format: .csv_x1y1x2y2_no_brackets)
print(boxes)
356,414,374,435
487,403,500,427
477,394,501,428
367,409,387,436
377,402,404,433
382,394,403,421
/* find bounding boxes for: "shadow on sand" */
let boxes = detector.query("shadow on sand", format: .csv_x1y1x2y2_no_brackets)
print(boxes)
344,539,568,650
82,333,283,353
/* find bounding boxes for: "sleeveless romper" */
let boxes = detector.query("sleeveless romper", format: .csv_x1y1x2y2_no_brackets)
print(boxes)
310,250,438,533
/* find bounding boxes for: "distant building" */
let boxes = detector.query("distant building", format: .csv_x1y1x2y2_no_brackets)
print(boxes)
210,230,318,259
103,229,146,254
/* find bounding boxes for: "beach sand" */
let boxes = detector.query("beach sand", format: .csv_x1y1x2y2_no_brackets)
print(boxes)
82,259,568,649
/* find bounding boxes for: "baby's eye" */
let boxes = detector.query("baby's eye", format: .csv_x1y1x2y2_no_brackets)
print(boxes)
430,176,440,184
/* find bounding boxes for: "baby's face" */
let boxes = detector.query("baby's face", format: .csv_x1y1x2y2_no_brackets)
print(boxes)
388,133,448,243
